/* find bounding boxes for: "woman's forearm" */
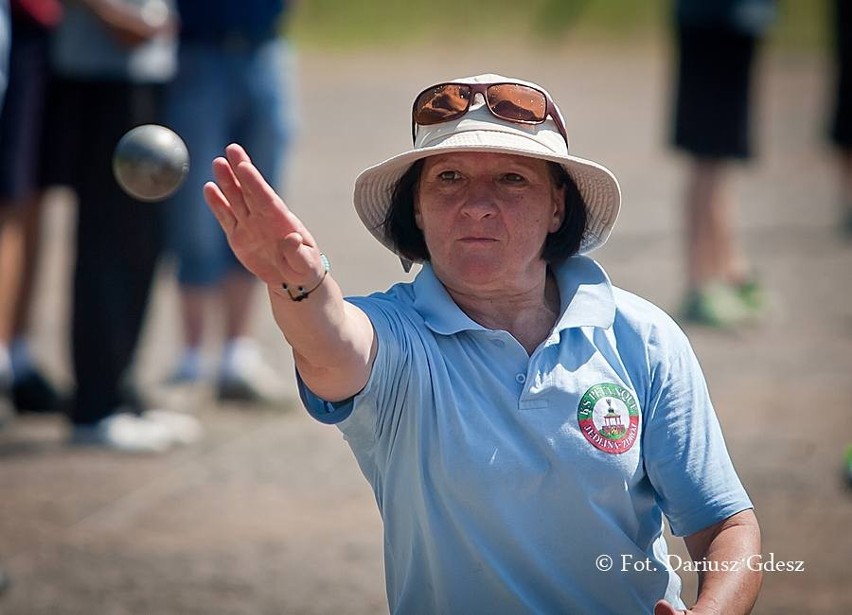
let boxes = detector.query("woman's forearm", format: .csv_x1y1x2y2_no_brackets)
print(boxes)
268,275,376,402
687,510,762,615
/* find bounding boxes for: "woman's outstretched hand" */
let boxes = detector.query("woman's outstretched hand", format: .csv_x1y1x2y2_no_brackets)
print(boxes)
203,143,325,288
203,144,376,402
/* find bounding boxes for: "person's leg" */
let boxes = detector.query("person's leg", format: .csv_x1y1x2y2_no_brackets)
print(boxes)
831,0,852,232
839,149,852,232
63,79,202,451
221,272,256,340
0,21,58,412
165,42,230,382
685,159,722,290
70,80,165,424
216,39,293,401
224,38,291,341
672,25,760,325
0,207,23,352
9,190,65,412
0,206,22,425
686,158,750,286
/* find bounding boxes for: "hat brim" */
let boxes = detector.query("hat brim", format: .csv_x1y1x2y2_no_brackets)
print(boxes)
354,129,621,262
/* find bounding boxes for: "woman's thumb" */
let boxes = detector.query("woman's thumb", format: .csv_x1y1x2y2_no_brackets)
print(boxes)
654,600,682,615
278,232,314,275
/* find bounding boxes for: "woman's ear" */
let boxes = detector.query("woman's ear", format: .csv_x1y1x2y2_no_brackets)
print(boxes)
413,194,423,230
550,184,566,232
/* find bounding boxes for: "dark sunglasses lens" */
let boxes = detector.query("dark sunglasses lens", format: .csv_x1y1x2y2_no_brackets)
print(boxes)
486,84,547,123
413,84,472,125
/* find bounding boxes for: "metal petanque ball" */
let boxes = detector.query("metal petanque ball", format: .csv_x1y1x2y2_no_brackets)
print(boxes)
112,124,190,202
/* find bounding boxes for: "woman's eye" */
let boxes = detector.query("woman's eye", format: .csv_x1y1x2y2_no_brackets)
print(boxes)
437,170,460,181
502,173,525,183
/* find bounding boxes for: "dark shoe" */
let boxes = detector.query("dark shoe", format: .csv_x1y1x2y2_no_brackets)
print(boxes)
845,445,852,488
0,566,11,594
0,390,13,429
12,370,65,414
843,205,852,237
217,374,267,403
217,372,286,404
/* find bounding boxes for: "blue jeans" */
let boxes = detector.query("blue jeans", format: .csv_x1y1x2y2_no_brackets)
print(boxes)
165,37,295,286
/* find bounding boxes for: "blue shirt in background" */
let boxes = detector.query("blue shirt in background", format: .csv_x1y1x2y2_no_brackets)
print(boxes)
175,0,289,42
299,256,753,614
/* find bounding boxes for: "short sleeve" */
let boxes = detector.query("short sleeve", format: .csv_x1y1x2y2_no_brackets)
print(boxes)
297,295,417,449
642,322,753,537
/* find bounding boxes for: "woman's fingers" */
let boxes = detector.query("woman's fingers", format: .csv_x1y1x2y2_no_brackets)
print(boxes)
204,144,324,284
224,142,251,169
223,144,257,216
212,156,250,218
233,160,292,218
202,181,237,232
233,160,319,246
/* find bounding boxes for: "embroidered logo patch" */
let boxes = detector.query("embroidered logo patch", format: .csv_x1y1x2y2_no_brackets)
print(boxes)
577,383,640,454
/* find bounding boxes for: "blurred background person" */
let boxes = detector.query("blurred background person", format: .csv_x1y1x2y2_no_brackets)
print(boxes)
0,0,9,431
41,0,199,452
164,0,297,403
829,0,852,234
0,0,64,421
0,0,7,95
828,0,852,487
670,0,777,328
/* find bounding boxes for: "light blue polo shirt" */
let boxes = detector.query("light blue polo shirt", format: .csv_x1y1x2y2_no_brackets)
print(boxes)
298,256,752,614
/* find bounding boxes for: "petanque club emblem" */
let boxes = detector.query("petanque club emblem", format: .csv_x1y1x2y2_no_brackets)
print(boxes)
577,383,641,454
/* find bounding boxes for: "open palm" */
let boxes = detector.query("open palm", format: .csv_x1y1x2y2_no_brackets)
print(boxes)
203,144,322,286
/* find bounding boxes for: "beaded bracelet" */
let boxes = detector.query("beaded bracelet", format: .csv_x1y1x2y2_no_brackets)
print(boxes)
275,253,330,302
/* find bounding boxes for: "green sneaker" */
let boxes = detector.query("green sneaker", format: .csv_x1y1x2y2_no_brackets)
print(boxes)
680,284,750,328
734,278,767,320
845,445,852,487
843,205,852,238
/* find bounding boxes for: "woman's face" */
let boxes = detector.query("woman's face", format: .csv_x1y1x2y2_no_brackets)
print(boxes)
414,152,565,292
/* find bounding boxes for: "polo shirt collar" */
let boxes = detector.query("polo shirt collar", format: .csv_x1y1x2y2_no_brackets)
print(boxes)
412,265,487,335
412,257,615,336
551,256,616,330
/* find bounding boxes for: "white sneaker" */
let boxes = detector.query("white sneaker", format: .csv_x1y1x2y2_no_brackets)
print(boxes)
165,350,209,385
218,338,287,403
144,409,202,445
71,412,174,453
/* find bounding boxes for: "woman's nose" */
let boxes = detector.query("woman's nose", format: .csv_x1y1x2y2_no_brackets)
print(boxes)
460,180,498,218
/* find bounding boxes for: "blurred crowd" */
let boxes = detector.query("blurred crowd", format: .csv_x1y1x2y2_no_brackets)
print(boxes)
0,0,298,453
0,0,848,457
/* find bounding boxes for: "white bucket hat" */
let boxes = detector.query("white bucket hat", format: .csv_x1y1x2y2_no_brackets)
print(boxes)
353,73,621,269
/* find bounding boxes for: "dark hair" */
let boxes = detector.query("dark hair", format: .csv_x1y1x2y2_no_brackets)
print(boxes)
383,159,588,264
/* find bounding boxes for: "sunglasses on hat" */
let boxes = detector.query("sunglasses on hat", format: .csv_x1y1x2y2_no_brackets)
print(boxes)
411,81,568,145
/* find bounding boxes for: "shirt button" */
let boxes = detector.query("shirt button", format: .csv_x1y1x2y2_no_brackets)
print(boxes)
492,339,505,348
515,373,526,384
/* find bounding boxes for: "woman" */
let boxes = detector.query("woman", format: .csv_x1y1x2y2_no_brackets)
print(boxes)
204,74,761,614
